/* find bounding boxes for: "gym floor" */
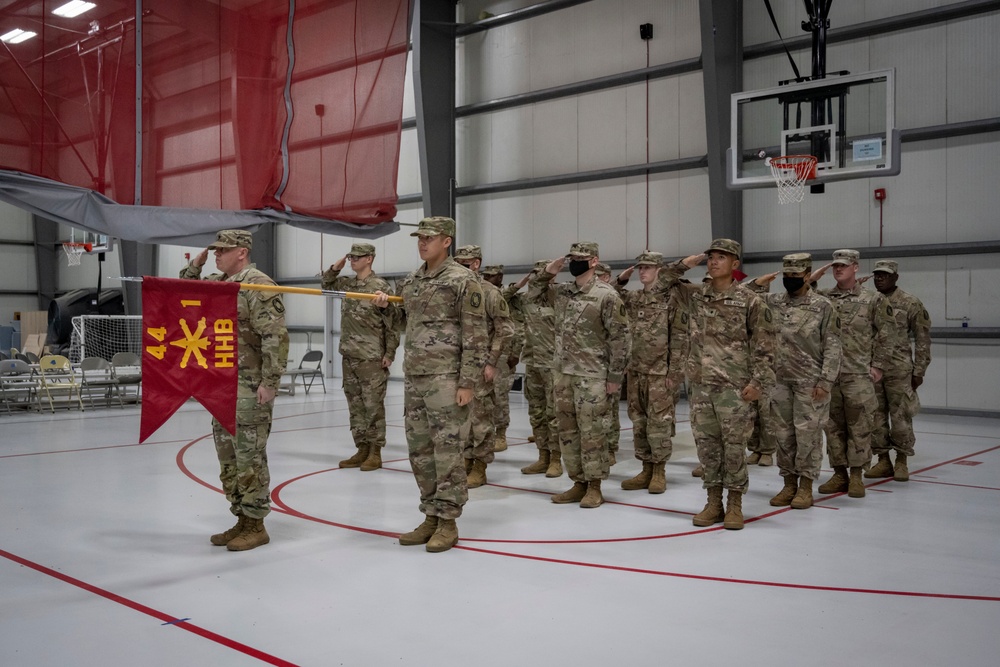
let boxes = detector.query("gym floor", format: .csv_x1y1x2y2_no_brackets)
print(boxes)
2,382,998,666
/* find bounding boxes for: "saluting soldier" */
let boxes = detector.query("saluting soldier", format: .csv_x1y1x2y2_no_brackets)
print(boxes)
530,242,631,509
181,229,289,551
322,243,400,472
869,260,932,482
373,217,488,553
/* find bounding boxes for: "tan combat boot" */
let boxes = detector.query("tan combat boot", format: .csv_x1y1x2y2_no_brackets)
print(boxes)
865,453,894,478
464,458,474,474
210,514,246,546
426,519,459,553
648,462,667,494
580,480,604,508
692,487,725,526
339,446,369,468
724,490,744,530
494,429,508,452
758,453,774,466
621,462,653,491
790,477,814,509
692,464,704,478
551,481,587,504
746,452,761,465
769,476,798,507
360,447,382,471
467,460,488,488
226,517,269,551
399,516,438,546
545,451,563,478
521,449,550,474
848,467,866,497
609,451,617,467
894,453,909,481
818,466,849,494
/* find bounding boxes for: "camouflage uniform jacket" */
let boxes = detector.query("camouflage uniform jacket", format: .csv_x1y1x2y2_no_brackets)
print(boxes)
501,283,527,360
750,285,842,390
616,282,683,382
519,280,556,369
529,272,631,383
321,268,401,362
179,262,290,390
385,257,488,388
815,283,894,374
662,260,775,392
882,287,932,377
479,276,515,368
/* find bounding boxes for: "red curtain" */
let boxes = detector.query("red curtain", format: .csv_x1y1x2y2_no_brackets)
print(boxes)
0,0,409,226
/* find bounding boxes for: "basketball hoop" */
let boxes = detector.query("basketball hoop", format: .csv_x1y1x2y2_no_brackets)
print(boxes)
768,155,818,204
62,242,92,266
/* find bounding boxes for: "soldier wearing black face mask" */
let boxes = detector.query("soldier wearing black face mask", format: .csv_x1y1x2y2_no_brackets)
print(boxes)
749,254,841,510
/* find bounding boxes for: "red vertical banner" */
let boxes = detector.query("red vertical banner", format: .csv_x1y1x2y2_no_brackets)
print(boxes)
140,277,240,442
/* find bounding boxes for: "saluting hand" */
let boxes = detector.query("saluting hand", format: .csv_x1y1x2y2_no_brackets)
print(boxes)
858,274,872,285
809,262,833,284
330,255,348,272
545,257,565,275
617,266,635,283
682,253,706,269
193,249,209,268
754,271,780,286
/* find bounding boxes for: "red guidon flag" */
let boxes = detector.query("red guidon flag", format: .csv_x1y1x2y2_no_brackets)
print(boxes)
140,277,240,442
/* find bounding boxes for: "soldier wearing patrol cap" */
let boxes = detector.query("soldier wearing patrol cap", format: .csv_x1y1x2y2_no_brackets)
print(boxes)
661,239,775,530
181,229,289,551
509,260,563,477
614,251,686,494
749,253,841,509
530,242,631,508
483,264,521,454
453,245,514,488
809,249,896,498
322,242,400,472
372,217,489,553
870,260,932,482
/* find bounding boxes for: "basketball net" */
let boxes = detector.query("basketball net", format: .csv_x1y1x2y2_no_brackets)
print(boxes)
62,242,91,266
768,155,818,205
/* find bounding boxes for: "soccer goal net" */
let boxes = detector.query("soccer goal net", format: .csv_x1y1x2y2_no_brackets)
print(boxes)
69,315,143,363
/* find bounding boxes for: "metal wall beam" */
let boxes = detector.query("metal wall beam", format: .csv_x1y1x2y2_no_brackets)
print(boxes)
699,0,743,242
743,240,1000,264
455,0,596,36
413,0,458,218
32,216,58,312
118,240,157,315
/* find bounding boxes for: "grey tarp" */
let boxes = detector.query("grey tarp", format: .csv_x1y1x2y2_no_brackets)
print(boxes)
0,170,399,246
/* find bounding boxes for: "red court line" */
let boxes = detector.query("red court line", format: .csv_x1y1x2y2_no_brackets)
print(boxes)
912,479,1000,492
0,548,299,666
453,544,1000,603
0,437,196,459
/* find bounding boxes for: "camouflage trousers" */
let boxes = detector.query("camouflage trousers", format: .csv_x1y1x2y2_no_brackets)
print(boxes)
493,361,514,431
555,372,612,482
342,357,388,450
770,382,830,480
466,384,496,464
747,396,777,455
404,373,469,520
689,383,754,493
525,364,559,452
825,373,875,467
626,371,677,463
872,373,920,456
213,389,274,520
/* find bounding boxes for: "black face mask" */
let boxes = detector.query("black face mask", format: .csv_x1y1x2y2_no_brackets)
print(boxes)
569,259,591,277
783,276,806,293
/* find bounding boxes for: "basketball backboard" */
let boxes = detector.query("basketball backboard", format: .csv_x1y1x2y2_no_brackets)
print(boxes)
727,69,900,190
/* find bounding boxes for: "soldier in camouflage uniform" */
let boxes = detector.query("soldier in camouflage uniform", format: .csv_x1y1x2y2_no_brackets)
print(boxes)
614,251,685,494
373,217,488,553
453,247,514,488
530,243,631,508
594,262,622,464
809,250,895,498
870,260,932,482
510,261,563,477
322,243,400,472
180,229,289,551
485,265,520,453
661,240,775,530
749,254,841,510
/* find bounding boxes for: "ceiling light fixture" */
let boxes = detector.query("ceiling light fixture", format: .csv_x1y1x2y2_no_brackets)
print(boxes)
1,28,37,44
52,1,97,19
